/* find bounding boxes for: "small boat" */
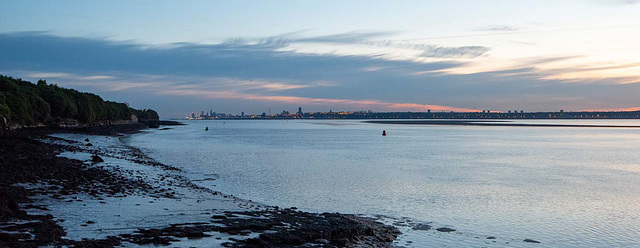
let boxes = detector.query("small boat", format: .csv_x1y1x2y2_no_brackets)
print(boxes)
205,126,209,131
382,130,387,136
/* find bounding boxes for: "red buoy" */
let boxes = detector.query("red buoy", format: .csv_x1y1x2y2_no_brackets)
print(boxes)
382,130,387,136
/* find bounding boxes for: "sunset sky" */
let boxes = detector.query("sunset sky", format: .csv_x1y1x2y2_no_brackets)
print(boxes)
2,0,640,117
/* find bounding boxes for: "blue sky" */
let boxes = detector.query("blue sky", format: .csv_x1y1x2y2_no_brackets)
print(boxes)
2,0,640,117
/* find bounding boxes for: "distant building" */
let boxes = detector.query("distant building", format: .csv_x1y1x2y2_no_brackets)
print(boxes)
241,112,244,116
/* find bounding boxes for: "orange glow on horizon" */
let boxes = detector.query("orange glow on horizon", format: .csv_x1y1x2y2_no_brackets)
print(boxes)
157,89,479,112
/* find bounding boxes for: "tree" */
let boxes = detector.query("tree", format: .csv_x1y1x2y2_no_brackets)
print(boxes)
0,74,159,126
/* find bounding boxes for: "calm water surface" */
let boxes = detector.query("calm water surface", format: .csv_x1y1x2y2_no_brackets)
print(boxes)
128,119,640,247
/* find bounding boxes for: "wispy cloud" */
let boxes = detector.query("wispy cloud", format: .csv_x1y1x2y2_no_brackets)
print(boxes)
419,46,490,58
477,25,520,32
508,40,536,46
289,31,397,44
79,75,115,80
282,31,492,58
157,88,478,112
26,72,73,78
236,80,333,92
353,40,492,58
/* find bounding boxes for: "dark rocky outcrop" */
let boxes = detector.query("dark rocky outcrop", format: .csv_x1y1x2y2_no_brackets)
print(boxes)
117,209,400,247
0,127,150,247
219,210,400,247
0,126,400,247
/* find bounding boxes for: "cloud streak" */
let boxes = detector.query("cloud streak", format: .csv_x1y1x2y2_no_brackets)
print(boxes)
283,32,492,58
477,25,520,31
157,89,478,112
419,46,490,58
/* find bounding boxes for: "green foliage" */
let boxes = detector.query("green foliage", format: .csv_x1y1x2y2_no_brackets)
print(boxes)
39,83,78,118
0,75,159,126
0,93,11,121
0,104,9,120
131,109,159,120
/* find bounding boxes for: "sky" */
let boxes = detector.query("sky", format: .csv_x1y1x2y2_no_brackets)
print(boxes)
2,0,640,118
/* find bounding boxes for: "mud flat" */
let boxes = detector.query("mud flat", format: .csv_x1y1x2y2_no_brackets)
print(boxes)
0,126,400,247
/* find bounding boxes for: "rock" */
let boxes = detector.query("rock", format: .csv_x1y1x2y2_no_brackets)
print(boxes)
227,210,401,247
487,236,496,239
0,232,31,243
0,129,152,247
33,220,66,244
314,239,330,244
224,213,238,218
66,236,122,247
91,154,104,163
211,215,227,220
436,227,456,233
412,223,432,231
85,138,90,142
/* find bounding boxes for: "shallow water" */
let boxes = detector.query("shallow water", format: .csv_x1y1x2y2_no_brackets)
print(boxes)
128,119,640,247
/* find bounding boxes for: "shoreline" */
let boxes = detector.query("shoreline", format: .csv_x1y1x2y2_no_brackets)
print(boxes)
365,120,640,128
0,125,400,247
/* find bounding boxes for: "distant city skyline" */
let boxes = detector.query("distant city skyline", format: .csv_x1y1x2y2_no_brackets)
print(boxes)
2,0,640,118
183,106,639,121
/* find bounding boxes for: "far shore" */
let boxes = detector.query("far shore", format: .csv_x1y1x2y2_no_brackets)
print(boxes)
365,120,640,128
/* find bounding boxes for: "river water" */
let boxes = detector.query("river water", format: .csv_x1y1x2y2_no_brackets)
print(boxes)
128,119,640,247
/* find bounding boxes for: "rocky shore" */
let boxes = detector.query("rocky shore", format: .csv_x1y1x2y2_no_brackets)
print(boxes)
0,126,400,247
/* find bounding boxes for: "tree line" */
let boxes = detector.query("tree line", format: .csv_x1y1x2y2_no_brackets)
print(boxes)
0,75,158,126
